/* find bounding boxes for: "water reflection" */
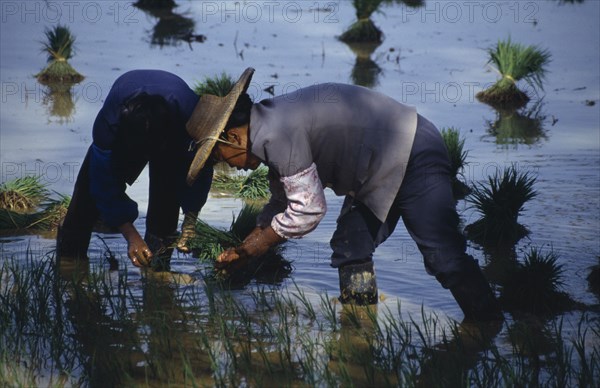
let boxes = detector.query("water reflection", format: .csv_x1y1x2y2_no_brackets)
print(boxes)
483,101,548,148
134,1,205,48
346,42,383,88
42,82,77,123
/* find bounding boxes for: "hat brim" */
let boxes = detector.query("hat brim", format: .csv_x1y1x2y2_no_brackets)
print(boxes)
186,67,255,186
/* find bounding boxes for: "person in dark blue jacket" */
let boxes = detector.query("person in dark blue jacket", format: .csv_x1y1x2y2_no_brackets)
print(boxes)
57,70,213,269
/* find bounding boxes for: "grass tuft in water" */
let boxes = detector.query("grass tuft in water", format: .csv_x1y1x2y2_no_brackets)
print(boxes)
465,165,537,245
36,25,84,84
441,127,471,199
339,0,384,43
476,38,551,110
194,72,236,97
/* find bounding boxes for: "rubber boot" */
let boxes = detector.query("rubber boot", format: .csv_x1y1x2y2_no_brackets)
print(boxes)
145,232,176,272
338,261,378,305
56,223,91,260
449,259,503,322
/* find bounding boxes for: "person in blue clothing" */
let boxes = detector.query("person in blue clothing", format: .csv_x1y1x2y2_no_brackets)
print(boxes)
56,70,213,269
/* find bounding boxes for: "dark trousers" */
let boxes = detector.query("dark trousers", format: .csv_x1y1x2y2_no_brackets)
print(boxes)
58,147,180,258
330,115,471,289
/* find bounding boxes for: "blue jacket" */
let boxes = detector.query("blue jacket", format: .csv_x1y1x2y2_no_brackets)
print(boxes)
89,70,212,227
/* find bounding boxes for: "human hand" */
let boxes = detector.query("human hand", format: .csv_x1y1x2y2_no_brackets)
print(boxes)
215,247,243,269
128,236,153,267
119,222,153,267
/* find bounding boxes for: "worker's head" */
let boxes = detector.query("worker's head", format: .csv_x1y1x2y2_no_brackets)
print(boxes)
186,68,257,185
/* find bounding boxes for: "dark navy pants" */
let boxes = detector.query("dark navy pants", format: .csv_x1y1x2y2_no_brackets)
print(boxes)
330,115,471,289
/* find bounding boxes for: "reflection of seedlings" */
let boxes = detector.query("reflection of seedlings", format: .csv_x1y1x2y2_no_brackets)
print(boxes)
211,166,270,200
465,165,537,245
339,0,384,44
347,42,382,88
587,257,600,297
133,0,176,9
194,72,235,97
441,127,471,200
36,25,84,84
500,247,577,314
485,101,548,148
134,1,205,48
476,38,551,110
42,82,76,123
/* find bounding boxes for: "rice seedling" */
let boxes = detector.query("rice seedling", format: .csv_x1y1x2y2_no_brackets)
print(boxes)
194,72,236,97
477,38,551,110
441,127,471,199
36,25,84,85
500,247,578,314
0,175,48,212
465,165,537,245
338,0,385,44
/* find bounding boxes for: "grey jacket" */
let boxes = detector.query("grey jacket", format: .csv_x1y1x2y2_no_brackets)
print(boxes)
249,83,418,222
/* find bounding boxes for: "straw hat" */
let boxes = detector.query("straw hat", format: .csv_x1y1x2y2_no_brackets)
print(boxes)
186,67,255,185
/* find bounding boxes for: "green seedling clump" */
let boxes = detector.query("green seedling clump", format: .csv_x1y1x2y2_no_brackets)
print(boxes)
476,38,551,110
194,72,236,97
36,25,84,84
339,0,384,43
211,166,270,200
441,127,471,199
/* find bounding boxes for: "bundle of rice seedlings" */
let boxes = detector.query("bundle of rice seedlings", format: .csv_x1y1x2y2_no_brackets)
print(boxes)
189,203,262,261
194,72,235,97
0,176,48,212
0,194,70,232
476,38,551,110
238,166,270,200
500,247,577,314
189,204,290,285
485,102,547,148
210,166,270,200
441,127,471,199
339,0,385,44
465,165,537,245
382,0,424,7
36,25,84,85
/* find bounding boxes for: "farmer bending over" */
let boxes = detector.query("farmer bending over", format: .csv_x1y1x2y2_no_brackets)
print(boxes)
57,70,213,269
186,68,502,321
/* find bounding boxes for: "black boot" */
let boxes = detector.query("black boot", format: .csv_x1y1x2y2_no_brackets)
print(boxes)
338,261,378,305
449,259,503,322
56,223,91,260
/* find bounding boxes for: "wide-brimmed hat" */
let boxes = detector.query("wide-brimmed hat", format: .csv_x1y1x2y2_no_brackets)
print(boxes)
186,67,255,185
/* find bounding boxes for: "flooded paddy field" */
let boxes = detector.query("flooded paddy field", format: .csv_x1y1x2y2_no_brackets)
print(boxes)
1,0,599,386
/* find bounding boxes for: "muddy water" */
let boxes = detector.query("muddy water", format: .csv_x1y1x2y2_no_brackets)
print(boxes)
1,0,598,348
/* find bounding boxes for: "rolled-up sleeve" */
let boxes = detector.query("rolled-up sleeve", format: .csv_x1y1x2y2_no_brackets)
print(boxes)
270,163,327,239
89,144,139,228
